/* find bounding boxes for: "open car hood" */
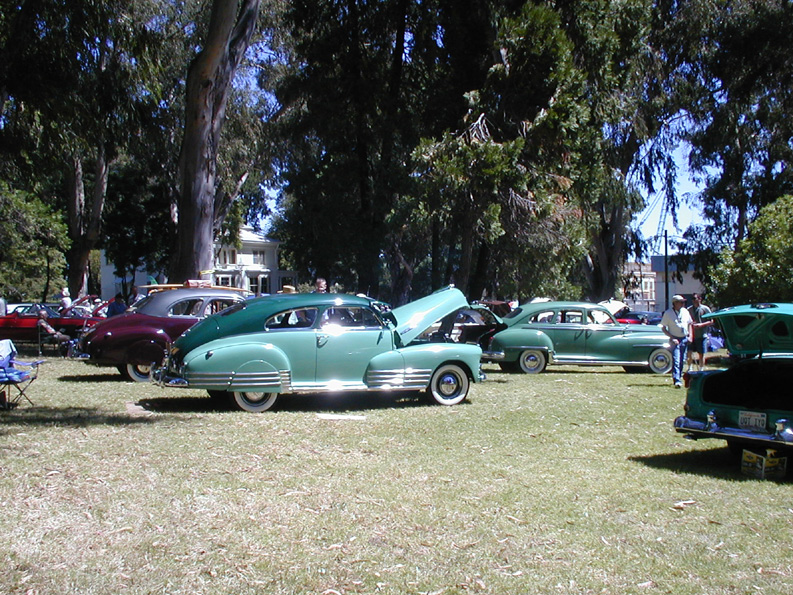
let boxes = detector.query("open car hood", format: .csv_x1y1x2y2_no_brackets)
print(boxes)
391,286,470,346
706,303,793,356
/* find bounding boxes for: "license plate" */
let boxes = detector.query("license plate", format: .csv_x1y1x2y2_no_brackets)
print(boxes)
739,411,767,432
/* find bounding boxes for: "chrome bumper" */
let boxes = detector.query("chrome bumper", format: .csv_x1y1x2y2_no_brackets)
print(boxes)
674,415,793,446
481,350,505,361
150,354,189,388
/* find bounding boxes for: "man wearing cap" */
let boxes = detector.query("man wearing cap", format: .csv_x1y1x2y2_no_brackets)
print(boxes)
661,295,693,388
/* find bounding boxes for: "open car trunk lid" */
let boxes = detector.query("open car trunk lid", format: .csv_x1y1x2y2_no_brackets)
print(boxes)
707,303,793,356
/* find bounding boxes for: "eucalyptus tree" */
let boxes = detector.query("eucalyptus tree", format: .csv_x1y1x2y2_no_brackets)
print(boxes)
0,0,161,297
270,0,523,299
268,0,418,296
658,0,793,288
170,0,263,282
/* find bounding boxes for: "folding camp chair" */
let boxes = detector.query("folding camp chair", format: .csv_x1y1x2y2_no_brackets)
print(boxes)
0,339,44,409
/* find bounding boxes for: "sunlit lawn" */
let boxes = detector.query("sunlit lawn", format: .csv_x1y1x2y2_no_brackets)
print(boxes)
1,351,791,594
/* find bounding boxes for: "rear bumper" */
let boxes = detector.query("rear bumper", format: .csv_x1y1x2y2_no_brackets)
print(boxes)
674,415,793,447
150,353,189,388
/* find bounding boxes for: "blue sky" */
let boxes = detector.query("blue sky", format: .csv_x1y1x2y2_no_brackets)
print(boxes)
636,145,706,256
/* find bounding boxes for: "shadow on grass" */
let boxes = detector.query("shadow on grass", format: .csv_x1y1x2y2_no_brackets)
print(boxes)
136,390,445,414
56,372,128,383
630,447,792,482
0,405,160,431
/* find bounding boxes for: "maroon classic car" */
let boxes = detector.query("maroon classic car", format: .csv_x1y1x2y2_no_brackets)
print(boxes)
70,287,247,381
0,303,101,343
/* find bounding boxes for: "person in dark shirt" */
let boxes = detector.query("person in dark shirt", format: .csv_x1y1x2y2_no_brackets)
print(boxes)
106,293,128,317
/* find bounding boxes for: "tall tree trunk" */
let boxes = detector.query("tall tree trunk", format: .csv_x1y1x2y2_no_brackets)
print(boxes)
431,219,442,291
171,0,260,283
468,240,490,301
455,202,477,296
65,148,107,299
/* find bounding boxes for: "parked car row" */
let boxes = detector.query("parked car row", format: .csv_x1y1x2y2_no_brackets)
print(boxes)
0,303,102,342
10,284,791,457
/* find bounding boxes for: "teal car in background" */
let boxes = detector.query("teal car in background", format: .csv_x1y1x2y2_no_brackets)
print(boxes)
152,287,484,411
675,303,793,452
483,300,672,374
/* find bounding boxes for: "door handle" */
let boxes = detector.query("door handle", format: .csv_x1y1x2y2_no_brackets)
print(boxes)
317,334,329,347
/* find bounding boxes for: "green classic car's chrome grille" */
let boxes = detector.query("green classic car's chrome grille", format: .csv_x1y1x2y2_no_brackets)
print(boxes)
367,368,433,389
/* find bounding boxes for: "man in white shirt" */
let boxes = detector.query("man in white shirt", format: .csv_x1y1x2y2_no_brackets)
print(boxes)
661,294,692,388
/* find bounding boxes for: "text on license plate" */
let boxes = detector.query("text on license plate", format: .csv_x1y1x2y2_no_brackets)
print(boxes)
739,411,767,431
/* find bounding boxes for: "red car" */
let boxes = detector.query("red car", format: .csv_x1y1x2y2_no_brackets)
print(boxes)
0,304,101,343
70,287,247,381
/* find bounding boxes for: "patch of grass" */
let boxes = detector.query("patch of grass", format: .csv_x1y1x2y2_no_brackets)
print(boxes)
1,355,791,594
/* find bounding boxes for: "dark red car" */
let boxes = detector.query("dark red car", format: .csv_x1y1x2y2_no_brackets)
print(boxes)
0,304,101,343
70,287,247,381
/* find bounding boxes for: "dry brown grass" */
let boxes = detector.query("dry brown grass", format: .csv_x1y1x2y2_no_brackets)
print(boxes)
1,352,791,594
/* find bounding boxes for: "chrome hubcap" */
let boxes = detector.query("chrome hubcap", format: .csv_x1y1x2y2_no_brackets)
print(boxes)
439,374,460,397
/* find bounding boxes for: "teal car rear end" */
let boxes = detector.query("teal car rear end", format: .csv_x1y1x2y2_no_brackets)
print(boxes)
153,287,484,411
674,303,793,451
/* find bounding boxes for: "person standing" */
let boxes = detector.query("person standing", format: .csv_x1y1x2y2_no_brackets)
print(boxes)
661,295,693,388
687,293,713,371
130,285,146,304
106,293,128,317
59,288,72,311
313,277,328,293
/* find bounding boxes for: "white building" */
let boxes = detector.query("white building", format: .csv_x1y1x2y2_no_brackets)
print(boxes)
100,226,295,298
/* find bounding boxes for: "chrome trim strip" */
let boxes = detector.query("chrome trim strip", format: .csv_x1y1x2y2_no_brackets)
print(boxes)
366,368,433,389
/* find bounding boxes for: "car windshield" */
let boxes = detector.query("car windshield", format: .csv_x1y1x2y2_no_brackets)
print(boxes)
129,296,153,312
503,307,523,320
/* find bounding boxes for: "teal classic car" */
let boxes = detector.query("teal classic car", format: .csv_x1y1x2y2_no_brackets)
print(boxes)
483,300,672,374
674,303,793,452
152,287,484,411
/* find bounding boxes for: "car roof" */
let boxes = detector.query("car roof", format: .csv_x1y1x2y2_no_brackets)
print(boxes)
134,288,246,316
241,292,379,313
516,301,607,310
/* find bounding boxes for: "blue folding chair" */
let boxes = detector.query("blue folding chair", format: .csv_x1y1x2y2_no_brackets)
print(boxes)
0,339,44,409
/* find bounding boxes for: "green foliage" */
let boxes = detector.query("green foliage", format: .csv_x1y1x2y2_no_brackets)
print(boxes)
0,182,69,301
664,0,793,257
708,195,793,307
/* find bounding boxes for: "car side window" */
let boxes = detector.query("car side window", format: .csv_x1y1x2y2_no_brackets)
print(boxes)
169,298,204,317
589,310,615,325
265,307,318,330
203,298,239,317
559,310,583,324
321,307,382,328
529,310,556,323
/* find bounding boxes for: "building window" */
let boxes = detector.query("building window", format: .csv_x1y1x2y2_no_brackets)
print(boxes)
252,250,267,266
249,275,270,295
219,250,237,265
215,275,232,287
